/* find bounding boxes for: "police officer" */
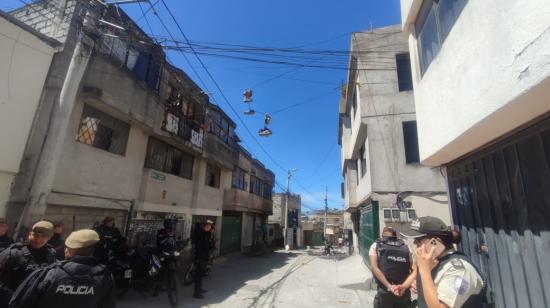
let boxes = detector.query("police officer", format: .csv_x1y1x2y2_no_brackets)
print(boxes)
192,219,213,299
369,226,416,308
48,222,65,260
402,216,484,308
0,220,56,306
9,229,115,308
94,216,124,264
0,219,14,252
157,219,177,254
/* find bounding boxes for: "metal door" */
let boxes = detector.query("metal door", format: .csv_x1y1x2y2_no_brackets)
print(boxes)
447,117,550,308
359,201,380,263
220,215,241,255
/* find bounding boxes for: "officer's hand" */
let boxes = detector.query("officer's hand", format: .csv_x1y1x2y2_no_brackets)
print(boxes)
410,280,417,295
416,244,439,272
391,284,405,297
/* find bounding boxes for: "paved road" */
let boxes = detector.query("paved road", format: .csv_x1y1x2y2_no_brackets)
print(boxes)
118,248,376,308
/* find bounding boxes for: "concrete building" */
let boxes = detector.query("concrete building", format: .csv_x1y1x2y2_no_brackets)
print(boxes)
268,193,301,248
0,12,59,219
5,1,274,257
400,1,550,306
338,25,450,259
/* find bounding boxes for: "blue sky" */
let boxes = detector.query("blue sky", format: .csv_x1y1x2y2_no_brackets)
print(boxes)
3,0,402,211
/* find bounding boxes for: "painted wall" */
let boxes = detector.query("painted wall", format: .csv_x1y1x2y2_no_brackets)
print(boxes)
0,16,56,217
401,0,550,165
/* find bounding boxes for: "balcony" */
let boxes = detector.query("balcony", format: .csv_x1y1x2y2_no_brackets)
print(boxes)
223,188,272,214
203,133,238,169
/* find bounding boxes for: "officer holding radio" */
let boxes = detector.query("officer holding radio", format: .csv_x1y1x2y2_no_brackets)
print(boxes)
401,216,484,308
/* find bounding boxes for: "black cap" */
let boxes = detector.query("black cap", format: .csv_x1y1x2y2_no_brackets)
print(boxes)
400,216,451,238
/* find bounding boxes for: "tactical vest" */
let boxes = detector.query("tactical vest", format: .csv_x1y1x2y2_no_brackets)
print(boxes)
10,243,56,286
417,252,486,308
375,237,411,288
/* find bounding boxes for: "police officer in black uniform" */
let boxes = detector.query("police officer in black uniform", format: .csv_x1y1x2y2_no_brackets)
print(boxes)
157,219,177,255
48,222,65,260
192,219,213,299
369,226,416,308
94,216,125,265
0,219,13,252
9,229,115,308
0,220,56,307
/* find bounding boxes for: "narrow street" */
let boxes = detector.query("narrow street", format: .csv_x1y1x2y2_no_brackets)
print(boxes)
118,248,376,308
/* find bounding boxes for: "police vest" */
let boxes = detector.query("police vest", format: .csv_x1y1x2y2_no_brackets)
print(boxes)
38,258,113,308
375,237,411,288
417,252,486,308
6,243,56,289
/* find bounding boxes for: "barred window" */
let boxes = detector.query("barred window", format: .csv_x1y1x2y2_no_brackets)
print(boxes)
205,163,221,188
76,105,129,155
263,183,273,200
145,137,193,179
249,175,263,196
232,168,247,191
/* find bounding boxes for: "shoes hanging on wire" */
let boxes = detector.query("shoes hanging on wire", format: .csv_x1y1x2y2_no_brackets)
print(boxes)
258,113,272,137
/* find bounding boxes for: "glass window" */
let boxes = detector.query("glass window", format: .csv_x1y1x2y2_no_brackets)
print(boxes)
205,163,221,188
396,53,413,91
403,121,420,164
232,168,247,191
416,0,468,75
360,143,367,178
76,105,130,156
144,137,194,179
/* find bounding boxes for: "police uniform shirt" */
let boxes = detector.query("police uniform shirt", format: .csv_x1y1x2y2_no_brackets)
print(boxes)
0,234,14,251
433,253,484,308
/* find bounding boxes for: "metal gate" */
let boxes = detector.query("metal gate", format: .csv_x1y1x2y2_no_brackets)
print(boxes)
220,214,241,255
359,202,379,263
447,117,550,308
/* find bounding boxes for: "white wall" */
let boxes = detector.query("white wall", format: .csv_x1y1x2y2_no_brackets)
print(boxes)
0,16,56,217
402,0,550,165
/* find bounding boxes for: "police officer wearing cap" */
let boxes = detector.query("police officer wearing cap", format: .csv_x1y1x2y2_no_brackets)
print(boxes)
402,216,484,308
9,229,115,308
94,216,125,265
369,226,416,308
0,220,56,306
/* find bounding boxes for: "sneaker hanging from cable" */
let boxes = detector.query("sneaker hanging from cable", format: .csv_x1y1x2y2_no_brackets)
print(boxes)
258,113,272,137
243,89,253,103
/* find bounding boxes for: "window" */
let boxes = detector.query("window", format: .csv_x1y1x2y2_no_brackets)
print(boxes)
249,175,263,196
145,137,194,179
402,121,420,163
396,53,413,91
208,110,234,145
76,105,130,155
416,0,468,75
263,183,273,200
205,163,221,188
232,168,247,191
360,143,367,178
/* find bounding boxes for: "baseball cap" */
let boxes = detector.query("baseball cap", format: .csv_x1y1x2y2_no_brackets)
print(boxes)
400,216,451,238
65,229,100,249
205,219,214,225
32,221,54,237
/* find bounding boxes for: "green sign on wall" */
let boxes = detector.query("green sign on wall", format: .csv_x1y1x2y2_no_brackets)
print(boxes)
151,170,166,182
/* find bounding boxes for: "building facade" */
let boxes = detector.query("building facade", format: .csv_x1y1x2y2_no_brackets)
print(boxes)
5,1,274,257
400,1,550,306
338,25,450,260
268,193,301,248
0,11,59,219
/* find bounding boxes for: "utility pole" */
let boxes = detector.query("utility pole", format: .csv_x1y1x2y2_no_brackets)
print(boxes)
283,168,297,249
323,187,328,239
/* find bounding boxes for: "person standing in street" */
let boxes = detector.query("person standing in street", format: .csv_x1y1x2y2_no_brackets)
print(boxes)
0,219,14,252
192,219,213,299
401,216,484,308
48,222,65,260
94,216,125,264
370,226,416,308
0,220,56,307
9,229,115,308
